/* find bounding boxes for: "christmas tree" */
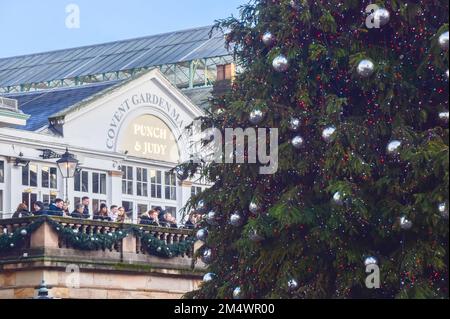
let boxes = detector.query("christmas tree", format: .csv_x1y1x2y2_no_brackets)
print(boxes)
182,0,449,299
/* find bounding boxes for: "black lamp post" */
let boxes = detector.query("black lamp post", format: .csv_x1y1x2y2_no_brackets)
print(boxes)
56,148,79,203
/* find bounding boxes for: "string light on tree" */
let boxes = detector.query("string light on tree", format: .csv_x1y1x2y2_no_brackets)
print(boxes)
233,287,242,299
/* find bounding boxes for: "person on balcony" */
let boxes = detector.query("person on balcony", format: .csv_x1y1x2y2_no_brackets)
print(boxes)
94,203,112,221
13,203,32,218
139,210,153,225
184,211,198,229
109,205,119,222
44,199,65,217
82,196,90,216
71,203,91,219
32,201,45,216
116,207,129,223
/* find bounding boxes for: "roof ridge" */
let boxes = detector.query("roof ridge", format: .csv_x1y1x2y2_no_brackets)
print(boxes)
0,25,216,61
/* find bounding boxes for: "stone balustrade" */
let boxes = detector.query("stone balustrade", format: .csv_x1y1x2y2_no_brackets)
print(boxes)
0,216,205,299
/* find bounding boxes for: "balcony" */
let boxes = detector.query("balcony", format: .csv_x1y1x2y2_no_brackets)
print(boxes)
0,216,205,299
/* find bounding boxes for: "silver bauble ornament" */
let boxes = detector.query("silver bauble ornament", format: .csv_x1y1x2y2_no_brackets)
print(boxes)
233,287,242,299
322,126,337,143
374,8,390,27
291,136,304,149
438,202,449,219
357,59,375,77
176,166,186,181
289,117,301,131
333,192,344,206
438,111,449,124
399,216,413,230
203,273,215,283
10,243,14,248
249,201,260,214
272,54,289,72
262,31,275,46
20,229,28,236
230,212,243,227
438,31,449,50
206,211,218,226
201,248,213,264
249,109,265,125
387,140,402,155
364,256,378,266
446,70,449,79
287,278,299,291
196,228,208,241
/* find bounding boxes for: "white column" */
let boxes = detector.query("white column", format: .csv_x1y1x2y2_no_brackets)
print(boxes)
178,180,192,224
7,159,22,218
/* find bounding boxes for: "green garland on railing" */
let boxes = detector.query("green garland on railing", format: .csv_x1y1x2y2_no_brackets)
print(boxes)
1,218,196,259
136,229,196,258
46,218,131,251
0,217,46,252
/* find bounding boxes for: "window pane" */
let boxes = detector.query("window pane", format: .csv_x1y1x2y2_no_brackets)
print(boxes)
122,180,126,194
22,166,29,186
122,201,133,219
30,193,37,208
127,181,133,195
100,174,106,194
143,169,148,182
30,165,37,187
0,161,4,183
74,171,81,191
143,183,148,197
22,193,29,208
127,167,133,179
138,204,147,215
82,172,89,192
137,168,142,181
137,183,142,196
93,173,99,194
0,190,3,212
42,167,49,188
50,168,57,189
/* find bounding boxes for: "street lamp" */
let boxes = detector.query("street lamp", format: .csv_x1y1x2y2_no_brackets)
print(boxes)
56,148,79,203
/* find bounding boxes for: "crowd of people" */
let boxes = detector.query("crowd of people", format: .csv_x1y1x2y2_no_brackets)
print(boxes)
12,196,201,229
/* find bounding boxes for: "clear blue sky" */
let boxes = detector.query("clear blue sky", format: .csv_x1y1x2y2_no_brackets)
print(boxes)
0,0,245,58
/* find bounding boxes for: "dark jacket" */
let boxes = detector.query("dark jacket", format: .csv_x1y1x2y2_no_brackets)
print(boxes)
83,206,90,216
184,220,196,229
12,209,33,218
71,211,91,219
44,203,64,217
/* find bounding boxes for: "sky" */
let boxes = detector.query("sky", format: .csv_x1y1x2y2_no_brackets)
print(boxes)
0,0,245,58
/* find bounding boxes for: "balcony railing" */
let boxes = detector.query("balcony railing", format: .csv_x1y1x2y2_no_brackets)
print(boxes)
0,216,204,269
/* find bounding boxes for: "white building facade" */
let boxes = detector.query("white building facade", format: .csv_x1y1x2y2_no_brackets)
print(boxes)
0,69,207,223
